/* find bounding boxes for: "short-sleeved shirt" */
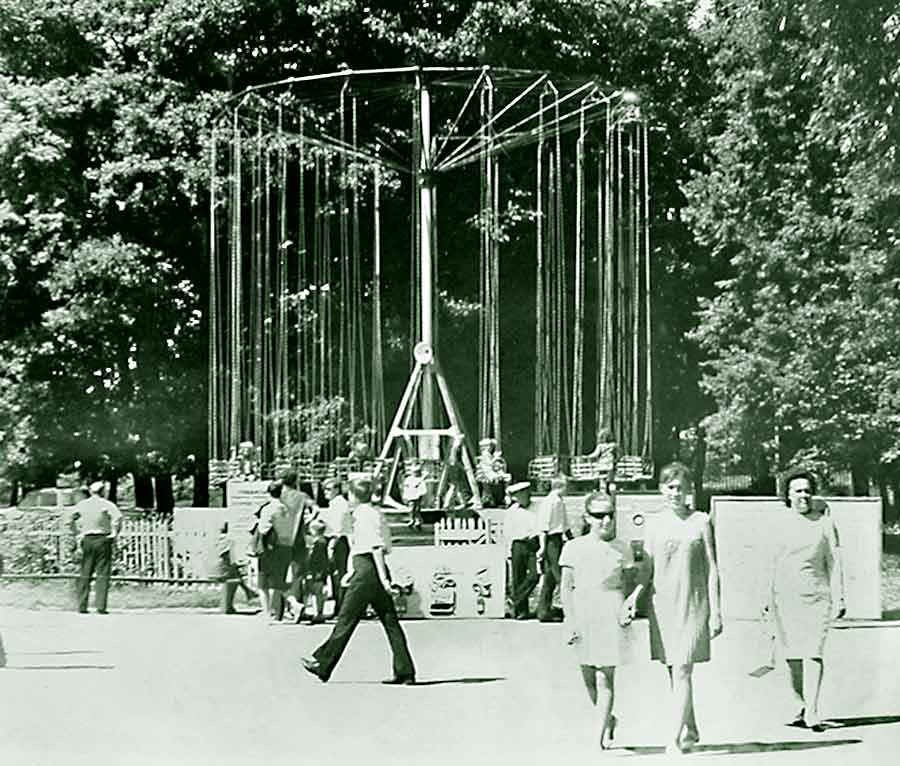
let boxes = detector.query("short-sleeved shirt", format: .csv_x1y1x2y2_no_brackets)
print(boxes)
536,491,568,535
72,496,122,536
350,503,392,555
322,495,352,538
258,499,297,547
504,503,537,545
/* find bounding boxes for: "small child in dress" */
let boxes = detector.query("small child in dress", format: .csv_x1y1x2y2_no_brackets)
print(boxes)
401,462,427,530
305,518,330,624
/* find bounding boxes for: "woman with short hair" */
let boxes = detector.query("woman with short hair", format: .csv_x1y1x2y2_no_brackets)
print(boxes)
763,467,845,731
645,461,722,754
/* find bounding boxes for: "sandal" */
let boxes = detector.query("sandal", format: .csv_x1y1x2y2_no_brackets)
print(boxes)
601,714,617,750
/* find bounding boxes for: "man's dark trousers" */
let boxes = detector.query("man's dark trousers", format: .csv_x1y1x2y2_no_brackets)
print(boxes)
537,532,563,620
78,534,112,612
312,553,415,682
510,539,540,618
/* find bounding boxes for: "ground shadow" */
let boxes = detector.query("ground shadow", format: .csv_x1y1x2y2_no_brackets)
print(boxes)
5,664,115,671
10,650,103,656
621,739,861,756
881,609,900,620
828,715,900,728
331,677,506,686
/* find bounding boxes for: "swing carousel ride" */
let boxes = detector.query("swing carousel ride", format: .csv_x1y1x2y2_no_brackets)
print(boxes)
207,66,653,509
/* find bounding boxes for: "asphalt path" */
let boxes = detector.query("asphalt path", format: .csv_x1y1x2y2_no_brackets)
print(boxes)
1,608,899,765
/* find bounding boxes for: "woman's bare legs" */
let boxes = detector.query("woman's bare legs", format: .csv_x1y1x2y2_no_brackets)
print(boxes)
667,664,696,752
786,659,805,722
580,665,617,749
802,658,824,728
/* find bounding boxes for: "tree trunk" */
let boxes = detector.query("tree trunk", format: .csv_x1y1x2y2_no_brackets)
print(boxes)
193,466,209,507
108,475,119,505
133,471,154,509
10,480,19,506
693,426,707,511
850,461,869,496
877,472,890,525
154,474,175,515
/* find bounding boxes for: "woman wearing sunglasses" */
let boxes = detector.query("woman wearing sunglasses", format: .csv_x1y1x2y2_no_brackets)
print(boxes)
560,487,643,751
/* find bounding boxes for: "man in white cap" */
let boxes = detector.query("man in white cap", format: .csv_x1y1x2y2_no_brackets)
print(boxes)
70,480,122,614
504,481,540,620
302,475,416,684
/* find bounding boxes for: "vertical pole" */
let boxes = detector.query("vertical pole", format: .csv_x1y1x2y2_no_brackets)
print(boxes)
418,77,435,440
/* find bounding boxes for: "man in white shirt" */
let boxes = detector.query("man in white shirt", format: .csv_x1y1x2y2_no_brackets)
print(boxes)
302,476,416,684
71,480,123,614
504,481,540,620
321,477,352,613
536,474,573,622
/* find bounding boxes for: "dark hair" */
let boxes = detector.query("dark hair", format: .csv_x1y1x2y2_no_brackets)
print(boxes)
349,477,374,502
780,466,817,507
281,469,298,488
267,480,283,498
659,461,693,488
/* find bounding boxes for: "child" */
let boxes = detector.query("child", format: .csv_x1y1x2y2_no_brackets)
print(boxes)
305,518,330,624
401,461,427,530
209,521,255,614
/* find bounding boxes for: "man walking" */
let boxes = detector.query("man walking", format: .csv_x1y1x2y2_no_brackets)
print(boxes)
302,476,416,684
71,480,122,614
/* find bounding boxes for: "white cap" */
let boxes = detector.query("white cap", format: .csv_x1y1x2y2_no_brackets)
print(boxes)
508,481,531,495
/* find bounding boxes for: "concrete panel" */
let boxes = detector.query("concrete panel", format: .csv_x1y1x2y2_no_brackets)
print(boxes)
712,496,882,620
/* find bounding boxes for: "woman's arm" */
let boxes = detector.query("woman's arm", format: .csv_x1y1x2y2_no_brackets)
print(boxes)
701,517,723,637
560,565,578,641
824,516,846,619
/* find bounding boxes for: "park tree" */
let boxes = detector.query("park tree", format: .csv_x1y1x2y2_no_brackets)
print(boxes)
685,0,900,503
0,0,715,496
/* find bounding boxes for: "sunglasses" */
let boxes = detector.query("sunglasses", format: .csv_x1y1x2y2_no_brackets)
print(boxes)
586,511,615,519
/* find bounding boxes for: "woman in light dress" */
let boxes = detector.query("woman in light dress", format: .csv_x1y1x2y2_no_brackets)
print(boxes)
645,462,722,754
763,467,845,731
560,488,643,750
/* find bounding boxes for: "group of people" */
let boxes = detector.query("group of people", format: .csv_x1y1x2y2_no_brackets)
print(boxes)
69,456,847,754
222,471,355,623
555,462,845,754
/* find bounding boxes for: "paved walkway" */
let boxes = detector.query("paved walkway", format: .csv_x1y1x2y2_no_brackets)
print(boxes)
1,608,898,765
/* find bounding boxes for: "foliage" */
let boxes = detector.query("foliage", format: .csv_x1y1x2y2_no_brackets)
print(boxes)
685,0,900,486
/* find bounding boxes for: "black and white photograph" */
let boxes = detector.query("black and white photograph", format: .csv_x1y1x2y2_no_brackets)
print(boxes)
0,1,899,764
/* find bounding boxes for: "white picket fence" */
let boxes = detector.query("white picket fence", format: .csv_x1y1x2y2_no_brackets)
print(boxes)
434,517,492,546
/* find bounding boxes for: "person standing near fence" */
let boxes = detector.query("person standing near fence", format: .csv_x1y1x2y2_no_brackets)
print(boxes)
71,480,122,614
504,481,540,620
301,476,416,684
258,481,305,624
321,478,352,615
536,474,573,622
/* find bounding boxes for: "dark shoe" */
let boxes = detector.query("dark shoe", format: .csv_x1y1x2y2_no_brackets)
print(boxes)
787,708,806,728
310,616,327,625
301,656,327,682
78,609,88,614
381,676,416,686
96,610,109,615
515,612,534,621
538,615,563,623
